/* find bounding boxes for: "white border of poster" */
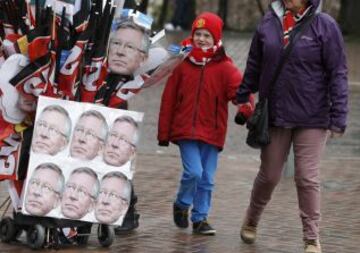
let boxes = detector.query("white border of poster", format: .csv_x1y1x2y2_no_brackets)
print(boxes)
21,96,143,226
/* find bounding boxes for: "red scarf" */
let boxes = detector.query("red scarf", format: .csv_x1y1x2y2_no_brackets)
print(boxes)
181,37,222,65
282,5,312,46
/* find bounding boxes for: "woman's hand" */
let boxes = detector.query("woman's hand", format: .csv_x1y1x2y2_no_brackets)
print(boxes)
234,102,254,125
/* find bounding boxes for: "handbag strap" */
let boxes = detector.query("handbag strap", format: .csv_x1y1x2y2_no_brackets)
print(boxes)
266,10,317,98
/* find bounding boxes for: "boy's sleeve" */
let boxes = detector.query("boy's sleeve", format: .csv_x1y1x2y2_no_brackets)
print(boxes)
226,64,243,102
157,65,181,143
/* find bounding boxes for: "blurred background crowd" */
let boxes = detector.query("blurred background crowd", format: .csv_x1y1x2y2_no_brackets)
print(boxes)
136,0,359,36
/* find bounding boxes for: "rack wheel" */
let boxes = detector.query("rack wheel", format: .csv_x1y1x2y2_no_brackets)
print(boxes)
26,224,45,249
97,224,114,247
76,224,92,245
14,227,23,240
0,217,16,242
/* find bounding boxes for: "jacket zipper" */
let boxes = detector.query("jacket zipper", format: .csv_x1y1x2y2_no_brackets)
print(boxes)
178,94,183,106
192,65,205,135
273,11,284,47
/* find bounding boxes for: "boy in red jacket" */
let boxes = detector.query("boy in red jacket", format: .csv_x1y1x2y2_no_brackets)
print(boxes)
158,12,253,235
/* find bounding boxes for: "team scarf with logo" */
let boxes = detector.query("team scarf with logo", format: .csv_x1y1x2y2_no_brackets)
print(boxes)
0,119,33,210
181,37,223,66
0,118,32,181
282,4,312,46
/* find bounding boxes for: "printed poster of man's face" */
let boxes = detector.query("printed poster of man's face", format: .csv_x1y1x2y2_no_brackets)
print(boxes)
23,96,143,225
103,9,188,111
108,16,151,76
109,9,189,90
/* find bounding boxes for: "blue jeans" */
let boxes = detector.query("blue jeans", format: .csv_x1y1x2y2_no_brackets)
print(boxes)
175,140,219,222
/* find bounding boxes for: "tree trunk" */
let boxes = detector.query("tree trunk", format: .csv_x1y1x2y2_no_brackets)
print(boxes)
157,0,169,27
339,0,360,35
256,0,265,16
218,0,228,29
138,0,149,14
124,0,137,9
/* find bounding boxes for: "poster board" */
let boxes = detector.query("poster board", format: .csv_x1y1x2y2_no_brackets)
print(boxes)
21,96,143,225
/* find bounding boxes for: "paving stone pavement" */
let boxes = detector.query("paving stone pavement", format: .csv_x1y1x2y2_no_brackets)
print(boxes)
0,32,359,253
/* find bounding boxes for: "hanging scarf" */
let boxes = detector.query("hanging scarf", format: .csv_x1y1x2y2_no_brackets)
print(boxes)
94,73,131,107
181,37,223,66
282,5,312,46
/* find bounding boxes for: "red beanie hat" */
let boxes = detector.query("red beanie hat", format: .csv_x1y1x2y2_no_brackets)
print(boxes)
191,12,224,44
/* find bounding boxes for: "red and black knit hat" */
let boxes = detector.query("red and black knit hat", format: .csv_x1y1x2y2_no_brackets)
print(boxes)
191,12,224,43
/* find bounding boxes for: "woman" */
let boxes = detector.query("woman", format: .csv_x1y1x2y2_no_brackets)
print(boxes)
236,0,348,252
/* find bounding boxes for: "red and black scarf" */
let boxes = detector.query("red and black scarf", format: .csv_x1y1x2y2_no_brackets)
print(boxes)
181,37,223,65
283,5,312,46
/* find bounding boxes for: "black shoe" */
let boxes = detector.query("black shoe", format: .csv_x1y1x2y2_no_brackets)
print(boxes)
114,213,140,235
173,203,189,228
192,220,216,235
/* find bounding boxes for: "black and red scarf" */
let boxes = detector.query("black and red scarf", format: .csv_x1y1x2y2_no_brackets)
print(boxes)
181,37,223,65
283,4,312,46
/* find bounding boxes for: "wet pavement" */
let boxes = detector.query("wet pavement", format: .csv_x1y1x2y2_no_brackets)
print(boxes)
0,32,359,252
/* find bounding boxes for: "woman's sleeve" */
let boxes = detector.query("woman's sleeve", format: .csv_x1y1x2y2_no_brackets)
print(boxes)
236,30,263,103
322,18,348,132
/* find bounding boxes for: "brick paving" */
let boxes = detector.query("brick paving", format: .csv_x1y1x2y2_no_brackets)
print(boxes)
0,32,359,252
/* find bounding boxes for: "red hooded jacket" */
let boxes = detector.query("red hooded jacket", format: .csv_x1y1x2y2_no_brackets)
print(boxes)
158,49,243,150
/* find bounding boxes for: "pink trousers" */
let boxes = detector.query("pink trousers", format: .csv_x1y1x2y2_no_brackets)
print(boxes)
246,127,328,240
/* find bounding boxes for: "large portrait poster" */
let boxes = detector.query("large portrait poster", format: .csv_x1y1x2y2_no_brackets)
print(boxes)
21,96,143,226
101,8,189,102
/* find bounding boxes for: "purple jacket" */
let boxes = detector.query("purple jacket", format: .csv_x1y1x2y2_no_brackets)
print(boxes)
236,0,348,132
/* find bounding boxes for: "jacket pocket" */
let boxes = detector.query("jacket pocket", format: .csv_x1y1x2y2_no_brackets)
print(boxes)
214,97,218,129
